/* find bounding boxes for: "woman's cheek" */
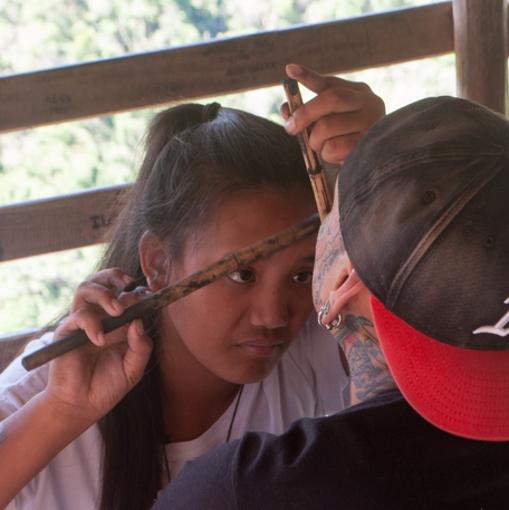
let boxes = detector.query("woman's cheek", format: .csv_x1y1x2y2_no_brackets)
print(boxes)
288,286,314,330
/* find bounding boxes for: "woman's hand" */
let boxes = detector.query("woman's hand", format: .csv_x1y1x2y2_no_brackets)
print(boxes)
43,268,153,427
281,63,385,164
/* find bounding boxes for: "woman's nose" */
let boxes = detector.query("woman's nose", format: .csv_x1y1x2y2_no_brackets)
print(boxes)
249,285,288,330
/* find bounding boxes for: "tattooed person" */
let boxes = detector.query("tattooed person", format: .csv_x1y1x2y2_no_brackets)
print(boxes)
154,97,509,509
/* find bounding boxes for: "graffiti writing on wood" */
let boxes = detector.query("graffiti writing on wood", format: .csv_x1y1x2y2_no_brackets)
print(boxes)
46,94,72,115
89,214,114,230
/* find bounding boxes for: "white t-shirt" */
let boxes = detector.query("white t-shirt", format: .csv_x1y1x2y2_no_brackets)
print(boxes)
1,314,348,510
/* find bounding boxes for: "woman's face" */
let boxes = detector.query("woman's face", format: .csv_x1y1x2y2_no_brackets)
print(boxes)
159,187,316,385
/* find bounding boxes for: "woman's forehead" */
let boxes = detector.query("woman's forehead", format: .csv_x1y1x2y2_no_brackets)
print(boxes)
179,187,316,261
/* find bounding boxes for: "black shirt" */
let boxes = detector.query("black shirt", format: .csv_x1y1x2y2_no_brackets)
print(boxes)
153,390,509,509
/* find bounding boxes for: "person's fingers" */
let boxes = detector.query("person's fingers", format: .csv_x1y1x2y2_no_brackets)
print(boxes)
58,286,152,355
286,63,372,93
123,320,153,387
56,310,107,347
96,286,153,347
117,286,153,307
286,87,368,135
79,268,133,293
72,282,125,316
284,64,385,139
286,63,338,94
280,102,291,121
308,111,366,153
71,268,134,316
320,133,363,165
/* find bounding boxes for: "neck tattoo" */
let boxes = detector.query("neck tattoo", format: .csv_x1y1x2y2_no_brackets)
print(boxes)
335,313,396,404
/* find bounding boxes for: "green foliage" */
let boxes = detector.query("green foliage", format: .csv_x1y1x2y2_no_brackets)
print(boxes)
0,246,103,334
0,0,452,336
175,0,228,37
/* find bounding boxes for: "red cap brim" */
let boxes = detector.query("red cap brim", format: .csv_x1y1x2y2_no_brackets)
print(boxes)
371,295,509,441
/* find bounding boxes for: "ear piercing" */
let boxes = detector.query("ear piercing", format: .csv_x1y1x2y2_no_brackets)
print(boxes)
317,302,330,326
324,314,342,331
318,302,342,331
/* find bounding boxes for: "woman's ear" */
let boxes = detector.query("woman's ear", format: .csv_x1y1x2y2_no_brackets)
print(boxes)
323,259,366,324
139,231,170,291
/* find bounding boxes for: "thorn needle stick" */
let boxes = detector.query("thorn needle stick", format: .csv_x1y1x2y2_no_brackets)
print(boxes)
22,214,321,371
283,78,332,221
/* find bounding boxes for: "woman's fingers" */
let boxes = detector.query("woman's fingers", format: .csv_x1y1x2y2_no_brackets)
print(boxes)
122,320,153,387
58,284,153,350
71,268,134,316
73,282,125,317
55,308,107,347
116,286,152,307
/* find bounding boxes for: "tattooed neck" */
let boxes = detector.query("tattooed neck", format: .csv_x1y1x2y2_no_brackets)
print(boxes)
333,314,397,405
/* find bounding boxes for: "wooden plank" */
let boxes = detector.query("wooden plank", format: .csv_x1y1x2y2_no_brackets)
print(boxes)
0,328,42,373
0,184,130,261
0,2,454,133
453,0,508,114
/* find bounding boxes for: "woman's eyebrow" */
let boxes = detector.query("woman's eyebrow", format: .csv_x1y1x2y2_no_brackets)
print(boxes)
298,255,316,264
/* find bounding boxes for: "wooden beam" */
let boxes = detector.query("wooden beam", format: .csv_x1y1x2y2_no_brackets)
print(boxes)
453,0,508,114
0,329,42,373
0,2,453,133
0,185,129,262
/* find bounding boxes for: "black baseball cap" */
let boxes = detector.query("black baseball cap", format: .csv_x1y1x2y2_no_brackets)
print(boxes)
338,96,509,440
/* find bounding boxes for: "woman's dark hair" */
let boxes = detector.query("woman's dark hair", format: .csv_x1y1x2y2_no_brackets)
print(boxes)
98,103,311,510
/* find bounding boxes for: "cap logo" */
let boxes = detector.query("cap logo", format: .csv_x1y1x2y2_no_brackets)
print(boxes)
472,298,509,337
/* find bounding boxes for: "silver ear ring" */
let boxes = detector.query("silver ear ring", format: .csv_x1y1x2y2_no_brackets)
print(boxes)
324,314,342,331
318,303,330,327
318,303,342,331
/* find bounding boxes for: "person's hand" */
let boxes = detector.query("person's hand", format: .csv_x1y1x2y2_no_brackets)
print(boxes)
42,268,153,427
281,63,385,164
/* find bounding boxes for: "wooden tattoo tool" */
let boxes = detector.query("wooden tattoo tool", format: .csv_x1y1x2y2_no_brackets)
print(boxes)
21,213,321,371
283,78,332,221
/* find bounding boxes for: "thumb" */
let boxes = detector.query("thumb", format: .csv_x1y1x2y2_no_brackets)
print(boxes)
123,320,153,387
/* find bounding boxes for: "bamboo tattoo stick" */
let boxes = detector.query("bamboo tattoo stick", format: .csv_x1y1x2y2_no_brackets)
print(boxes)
283,78,332,221
22,213,321,371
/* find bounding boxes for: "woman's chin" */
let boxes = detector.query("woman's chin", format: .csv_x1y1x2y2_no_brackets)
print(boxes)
225,349,285,385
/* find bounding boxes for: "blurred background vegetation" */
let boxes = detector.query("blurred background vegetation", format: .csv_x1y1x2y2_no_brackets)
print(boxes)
0,0,452,336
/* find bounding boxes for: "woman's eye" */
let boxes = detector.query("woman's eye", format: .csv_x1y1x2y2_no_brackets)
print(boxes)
227,269,255,284
292,271,313,285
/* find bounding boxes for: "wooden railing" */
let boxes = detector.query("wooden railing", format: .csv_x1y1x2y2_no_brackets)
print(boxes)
1,0,507,355
0,2,455,134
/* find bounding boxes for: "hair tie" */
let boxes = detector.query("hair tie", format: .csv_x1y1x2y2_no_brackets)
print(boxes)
202,102,221,122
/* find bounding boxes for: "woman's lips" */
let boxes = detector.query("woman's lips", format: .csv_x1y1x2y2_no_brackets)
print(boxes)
236,339,285,358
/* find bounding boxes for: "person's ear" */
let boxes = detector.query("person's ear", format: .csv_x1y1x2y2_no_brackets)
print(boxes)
139,231,170,291
322,259,366,324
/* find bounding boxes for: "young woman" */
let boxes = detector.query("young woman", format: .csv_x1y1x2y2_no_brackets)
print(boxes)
0,65,385,510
